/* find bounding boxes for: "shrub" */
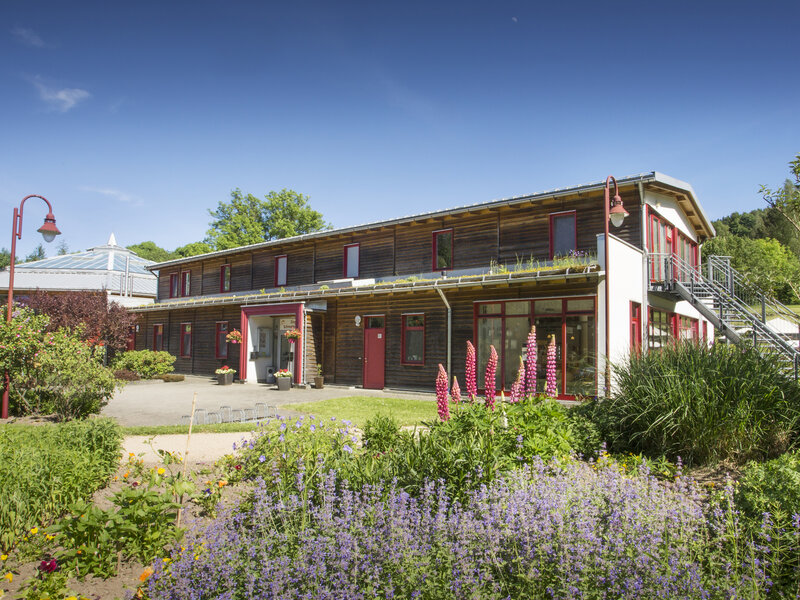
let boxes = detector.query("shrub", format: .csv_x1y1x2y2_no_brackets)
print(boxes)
112,350,176,379
362,414,400,452
0,419,122,551
114,369,140,381
607,341,800,465
157,373,184,383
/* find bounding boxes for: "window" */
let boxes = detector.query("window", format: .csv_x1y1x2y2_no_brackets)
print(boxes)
630,302,642,355
180,323,192,357
153,324,163,352
220,264,231,293
648,309,672,351
678,315,699,341
215,322,228,359
550,211,576,258
344,243,360,278
432,229,453,271
181,270,191,296
275,255,287,287
401,314,425,364
169,274,179,298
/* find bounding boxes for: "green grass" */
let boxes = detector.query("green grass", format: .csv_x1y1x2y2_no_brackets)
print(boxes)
283,396,436,427
122,422,262,436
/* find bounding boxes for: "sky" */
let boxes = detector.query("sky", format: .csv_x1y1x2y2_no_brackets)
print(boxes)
1,0,798,259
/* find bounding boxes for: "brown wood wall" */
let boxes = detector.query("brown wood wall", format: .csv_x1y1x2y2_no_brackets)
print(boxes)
154,188,644,300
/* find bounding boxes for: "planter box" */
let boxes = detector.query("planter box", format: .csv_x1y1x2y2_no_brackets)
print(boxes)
217,372,234,386
276,377,292,391
314,376,324,389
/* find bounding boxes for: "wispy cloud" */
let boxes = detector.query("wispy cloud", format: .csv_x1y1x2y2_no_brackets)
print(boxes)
80,187,144,207
30,77,91,112
12,26,46,47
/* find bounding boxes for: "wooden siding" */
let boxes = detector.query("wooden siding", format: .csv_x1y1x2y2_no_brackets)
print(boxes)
304,312,325,382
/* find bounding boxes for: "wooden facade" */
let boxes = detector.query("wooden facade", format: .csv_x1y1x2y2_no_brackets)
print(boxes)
130,175,713,395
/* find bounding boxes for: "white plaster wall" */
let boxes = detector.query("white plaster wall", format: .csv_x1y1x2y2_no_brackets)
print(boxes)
644,190,697,242
597,233,645,394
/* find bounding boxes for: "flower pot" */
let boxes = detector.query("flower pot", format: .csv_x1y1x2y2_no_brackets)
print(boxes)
276,377,291,391
217,372,234,386
314,376,324,389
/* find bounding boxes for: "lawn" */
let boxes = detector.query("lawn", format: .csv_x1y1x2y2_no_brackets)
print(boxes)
283,395,436,426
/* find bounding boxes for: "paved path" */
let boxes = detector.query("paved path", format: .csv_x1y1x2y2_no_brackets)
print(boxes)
123,431,248,463
103,375,435,427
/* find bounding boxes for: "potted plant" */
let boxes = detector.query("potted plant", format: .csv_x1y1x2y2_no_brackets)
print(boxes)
275,369,292,391
314,365,324,389
284,329,302,342
215,365,236,385
226,329,243,344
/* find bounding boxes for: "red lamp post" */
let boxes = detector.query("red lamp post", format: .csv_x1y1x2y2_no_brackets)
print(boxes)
1,195,61,419
603,176,629,397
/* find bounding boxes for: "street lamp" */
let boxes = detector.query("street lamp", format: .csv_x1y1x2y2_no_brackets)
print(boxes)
2,195,61,419
603,176,628,397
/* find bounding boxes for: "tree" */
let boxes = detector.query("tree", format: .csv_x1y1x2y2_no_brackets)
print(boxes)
24,244,46,263
762,153,800,235
205,188,331,250
23,290,138,352
0,248,14,270
126,241,177,263
57,240,69,255
174,241,213,258
703,235,800,303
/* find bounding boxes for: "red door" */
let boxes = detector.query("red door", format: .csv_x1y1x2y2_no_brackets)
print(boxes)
363,316,385,389
126,326,136,351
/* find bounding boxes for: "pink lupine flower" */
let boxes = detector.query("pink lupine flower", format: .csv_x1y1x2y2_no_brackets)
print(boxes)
451,376,461,405
525,326,536,396
545,335,558,398
465,341,477,401
436,364,450,421
484,345,498,410
509,357,525,403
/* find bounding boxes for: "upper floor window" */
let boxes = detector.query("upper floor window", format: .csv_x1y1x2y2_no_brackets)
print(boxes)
220,264,231,293
169,274,179,298
401,314,425,365
550,211,576,258
181,270,191,296
215,321,229,359
153,324,164,352
344,243,360,278
433,229,453,271
275,255,287,287
180,323,192,357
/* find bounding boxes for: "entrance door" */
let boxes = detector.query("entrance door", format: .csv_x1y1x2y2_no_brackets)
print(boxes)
363,315,385,389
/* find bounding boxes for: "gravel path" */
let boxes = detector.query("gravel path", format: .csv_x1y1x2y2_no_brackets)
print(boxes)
123,431,251,463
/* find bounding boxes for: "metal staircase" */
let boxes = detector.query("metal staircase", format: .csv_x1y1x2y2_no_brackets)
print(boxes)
648,253,800,380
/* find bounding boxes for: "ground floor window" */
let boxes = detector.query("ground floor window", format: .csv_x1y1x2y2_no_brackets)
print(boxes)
153,324,163,352
180,323,192,357
401,313,425,364
215,322,229,359
649,309,699,350
475,297,596,397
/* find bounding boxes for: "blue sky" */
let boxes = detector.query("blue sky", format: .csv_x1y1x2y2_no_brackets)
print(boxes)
1,0,798,258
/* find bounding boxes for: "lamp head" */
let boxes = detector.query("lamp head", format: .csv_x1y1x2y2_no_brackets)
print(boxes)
37,212,61,243
609,195,628,228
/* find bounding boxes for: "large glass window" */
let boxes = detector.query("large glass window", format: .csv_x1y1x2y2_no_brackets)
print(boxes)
475,297,596,397
275,255,287,287
169,274,179,298
648,309,672,351
344,244,360,278
220,264,231,292
181,270,191,296
433,229,453,270
180,323,192,357
401,314,425,364
550,212,576,258
215,322,228,359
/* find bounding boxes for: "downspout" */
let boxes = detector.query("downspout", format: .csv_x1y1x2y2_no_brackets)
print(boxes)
436,287,452,378
639,181,649,352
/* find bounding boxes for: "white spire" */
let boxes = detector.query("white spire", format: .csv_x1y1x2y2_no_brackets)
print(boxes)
107,232,117,246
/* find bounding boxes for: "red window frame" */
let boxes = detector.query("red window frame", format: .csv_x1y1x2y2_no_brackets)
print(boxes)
275,255,287,287
215,321,229,359
343,243,360,278
180,270,191,296
549,211,577,259
220,264,231,293
169,274,179,298
179,323,192,357
432,229,453,271
401,313,425,365
630,302,642,355
153,324,163,352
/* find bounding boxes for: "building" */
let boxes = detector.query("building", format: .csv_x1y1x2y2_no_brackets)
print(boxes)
0,234,157,308
130,173,716,397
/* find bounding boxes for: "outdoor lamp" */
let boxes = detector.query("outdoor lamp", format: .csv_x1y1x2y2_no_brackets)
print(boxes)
37,212,61,242
606,177,629,228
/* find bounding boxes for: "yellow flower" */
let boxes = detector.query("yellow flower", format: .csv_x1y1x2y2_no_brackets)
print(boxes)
129,452,135,457
123,472,130,479
3,572,12,583
218,480,228,488
157,467,166,475
46,534,55,541
0,554,7,561
66,596,78,600
29,527,38,535
139,566,154,582
162,557,171,564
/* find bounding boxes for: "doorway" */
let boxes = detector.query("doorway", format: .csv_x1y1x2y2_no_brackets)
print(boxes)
363,315,385,389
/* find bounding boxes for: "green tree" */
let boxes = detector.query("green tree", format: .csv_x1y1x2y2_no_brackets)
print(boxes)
57,240,69,255
205,188,331,250
704,234,800,302
126,241,177,263
174,241,213,258
24,244,46,263
0,248,14,270
762,153,800,235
